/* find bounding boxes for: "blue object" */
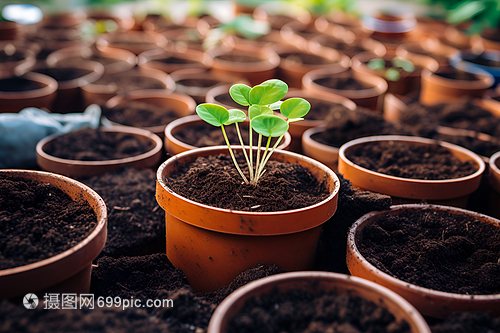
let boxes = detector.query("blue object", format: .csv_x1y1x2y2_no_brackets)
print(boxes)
0,104,101,169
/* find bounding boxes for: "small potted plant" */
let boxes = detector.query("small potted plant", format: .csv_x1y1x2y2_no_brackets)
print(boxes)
156,79,340,292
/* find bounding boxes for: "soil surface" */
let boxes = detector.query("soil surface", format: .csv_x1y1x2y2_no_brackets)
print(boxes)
313,106,411,147
176,78,220,88
92,73,166,95
305,99,351,121
79,168,166,258
313,76,373,90
227,286,410,333
0,50,25,62
345,140,478,180
0,77,46,92
315,36,365,57
434,70,480,81
42,128,155,161
0,174,96,269
34,67,92,82
165,154,330,211
357,206,500,294
174,122,281,148
102,101,180,128
215,54,263,63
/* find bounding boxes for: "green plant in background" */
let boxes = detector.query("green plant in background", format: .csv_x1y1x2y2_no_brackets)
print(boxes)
419,0,500,33
368,57,415,81
196,79,310,185
291,0,358,15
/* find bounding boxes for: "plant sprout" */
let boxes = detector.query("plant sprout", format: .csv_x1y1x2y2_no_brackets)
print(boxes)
196,79,310,185
367,56,415,81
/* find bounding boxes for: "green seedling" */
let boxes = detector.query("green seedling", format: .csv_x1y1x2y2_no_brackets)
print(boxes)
367,56,415,81
196,79,310,185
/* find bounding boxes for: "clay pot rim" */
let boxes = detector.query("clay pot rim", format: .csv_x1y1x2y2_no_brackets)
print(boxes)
169,68,248,97
104,90,197,135
208,46,281,73
348,203,500,301
421,67,494,89
0,42,37,77
488,151,500,193
164,114,292,152
339,135,485,184
273,43,350,70
36,59,105,90
0,169,107,277
0,72,58,99
302,125,338,151
352,50,440,75
36,125,163,168
302,68,389,99
208,271,431,333
157,145,340,217
137,47,214,70
284,89,356,129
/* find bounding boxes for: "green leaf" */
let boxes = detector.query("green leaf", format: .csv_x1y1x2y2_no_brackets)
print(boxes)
447,1,486,25
280,98,311,119
232,14,270,39
225,109,247,125
196,103,229,127
251,115,289,137
249,105,273,120
229,84,251,106
249,79,288,106
391,57,415,72
385,68,401,81
367,58,386,70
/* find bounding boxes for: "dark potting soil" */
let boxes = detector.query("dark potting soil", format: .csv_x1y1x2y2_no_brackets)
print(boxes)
280,52,332,65
227,286,410,333
79,168,165,258
313,76,373,90
305,99,351,121
427,311,500,333
434,70,480,81
102,101,180,128
0,76,46,92
315,37,365,58
174,122,281,148
357,207,500,295
165,154,330,211
312,106,411,147
0,175,96,270
345,140,478,180
34,67,92,82
0,50,25,62
465,53,500,67
177,78,220,88
93,73,166,95
215,54,263,63
156,56,199,65
43,128,155,161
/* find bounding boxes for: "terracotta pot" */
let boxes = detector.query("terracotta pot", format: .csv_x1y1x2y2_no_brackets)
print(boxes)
352,51,439,96
284,89,356,152
488,151,500,219
138,47,213,74
105,90,196,138
207,271,431,333
170,68,247,104
164,114,291,155
33,59,105,113
346,204,500,318
156,146,340,292
0,41,36,79
395,38,456,68
40,11,87,29
46,44,137,75
480,28,500,51
36,126,163,178
450,49,500,88
302,68,388,111
419,65,495,105
302,126,339,171
205,84,247,109
96,31,164,56
272,44,349,88
0,72,58,113
81,67,175,106
0,169,107,299
279,21,323,51
313,12,367,40
207,45,280,86
360,11,417,49
338,135,486,207
308,31,386,58
85,8,135,33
